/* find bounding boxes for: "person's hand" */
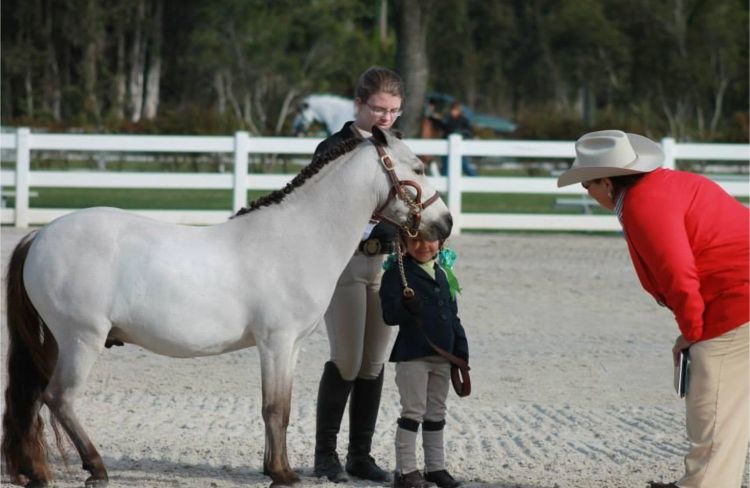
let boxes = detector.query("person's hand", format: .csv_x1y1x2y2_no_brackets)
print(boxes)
402,294,422,316
672,334,693,367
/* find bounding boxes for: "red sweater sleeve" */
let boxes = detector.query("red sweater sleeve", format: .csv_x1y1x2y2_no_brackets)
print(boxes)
624,194,705,340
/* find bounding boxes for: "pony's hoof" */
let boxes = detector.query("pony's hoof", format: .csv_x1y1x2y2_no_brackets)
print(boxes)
269,481,298,488
84,476,109,487
269,469,300,487
25,481,49,488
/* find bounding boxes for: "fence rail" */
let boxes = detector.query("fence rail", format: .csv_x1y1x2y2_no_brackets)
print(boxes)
1,128,748,232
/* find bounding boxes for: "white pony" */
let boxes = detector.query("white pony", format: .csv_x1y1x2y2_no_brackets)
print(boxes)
292,94,355,136
2,127,451,488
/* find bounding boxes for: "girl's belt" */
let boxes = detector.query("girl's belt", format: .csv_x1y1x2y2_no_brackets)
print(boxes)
358,238,395,256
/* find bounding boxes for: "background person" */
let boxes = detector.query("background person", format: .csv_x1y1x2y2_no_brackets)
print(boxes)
312,65,404,483
380,234,469,488
557,130,749,488
441,101,476,177
420,100,445,176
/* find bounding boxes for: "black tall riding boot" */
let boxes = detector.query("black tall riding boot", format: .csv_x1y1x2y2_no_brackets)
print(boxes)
314,361,353,483
345,367,389,481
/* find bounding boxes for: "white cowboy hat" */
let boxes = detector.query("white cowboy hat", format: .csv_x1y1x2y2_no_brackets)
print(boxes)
557,130,664,187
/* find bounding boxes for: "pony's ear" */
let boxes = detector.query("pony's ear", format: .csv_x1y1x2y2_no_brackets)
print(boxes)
371,126,389,146
392,129,404,140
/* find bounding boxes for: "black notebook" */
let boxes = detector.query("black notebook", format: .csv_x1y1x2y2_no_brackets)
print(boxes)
674,349,691,398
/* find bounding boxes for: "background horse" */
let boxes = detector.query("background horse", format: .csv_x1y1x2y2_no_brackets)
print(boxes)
292,94,355,136
419,103,446,176
2,127,451,487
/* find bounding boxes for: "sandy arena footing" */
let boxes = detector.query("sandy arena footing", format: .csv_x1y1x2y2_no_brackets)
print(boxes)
1,226,747,488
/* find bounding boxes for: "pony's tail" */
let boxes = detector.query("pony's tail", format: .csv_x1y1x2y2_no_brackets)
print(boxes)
1,231,58,485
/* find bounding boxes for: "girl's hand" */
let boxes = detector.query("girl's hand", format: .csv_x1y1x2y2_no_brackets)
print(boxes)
672,335,693,367
402,294,422,316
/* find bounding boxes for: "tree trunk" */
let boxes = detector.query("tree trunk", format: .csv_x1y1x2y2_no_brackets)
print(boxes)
110,15,127,121
24,66,34,118
82,0,101,123
394,0,429,137
214,71,227,115
709,79,728,138
533,1,568,112
46,46,62,120
129,0,147,123
252,80,267,132
143,0,162,120
245,91,260,135
581,82,595,127
708,51,729,138
379,0,388,49
43,0,61,121
274,88,297,135
82,39,100,122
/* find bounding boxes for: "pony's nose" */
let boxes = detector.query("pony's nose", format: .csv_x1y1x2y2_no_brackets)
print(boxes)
439,213,453,240
423,213,452,241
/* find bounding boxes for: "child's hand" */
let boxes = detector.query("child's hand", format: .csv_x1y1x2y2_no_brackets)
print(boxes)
402,294,423,316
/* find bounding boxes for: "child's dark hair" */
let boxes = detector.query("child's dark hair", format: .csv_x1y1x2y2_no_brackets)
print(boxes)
398,229,445,251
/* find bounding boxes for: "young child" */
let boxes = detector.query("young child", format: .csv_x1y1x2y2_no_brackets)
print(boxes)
379,233,469,488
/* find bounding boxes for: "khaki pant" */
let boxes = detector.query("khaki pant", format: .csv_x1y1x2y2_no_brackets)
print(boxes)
396,357,452,423
678,323,749,488
395,357,451,473
325,252,393,380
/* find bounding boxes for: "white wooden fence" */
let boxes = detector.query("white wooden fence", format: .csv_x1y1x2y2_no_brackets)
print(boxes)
1,128,748,233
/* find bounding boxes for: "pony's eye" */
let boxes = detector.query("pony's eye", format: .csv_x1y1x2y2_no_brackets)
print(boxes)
413,166,425,175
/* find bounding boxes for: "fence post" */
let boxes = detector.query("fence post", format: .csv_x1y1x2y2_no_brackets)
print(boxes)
233,131,249,212
447,133,463,235
661,137,676,170
15,127,30,228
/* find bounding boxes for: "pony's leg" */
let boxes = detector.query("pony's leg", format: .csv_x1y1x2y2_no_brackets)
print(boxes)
43,337,109,487
258,332,301,486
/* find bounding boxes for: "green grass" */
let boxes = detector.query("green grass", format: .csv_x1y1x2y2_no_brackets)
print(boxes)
2,188,746,214
2,187,606,214
462,193,611,214
1,188,273,210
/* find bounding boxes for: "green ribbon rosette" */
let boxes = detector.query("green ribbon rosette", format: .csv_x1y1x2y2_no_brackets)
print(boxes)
383,252,398,271
438,248,462,301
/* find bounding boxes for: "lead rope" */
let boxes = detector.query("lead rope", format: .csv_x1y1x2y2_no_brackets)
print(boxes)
395,239,415,299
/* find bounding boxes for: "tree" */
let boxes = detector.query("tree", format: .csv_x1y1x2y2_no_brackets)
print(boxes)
618,0,748,139
143,0,163,120
394,0,430,136
0,0,746,140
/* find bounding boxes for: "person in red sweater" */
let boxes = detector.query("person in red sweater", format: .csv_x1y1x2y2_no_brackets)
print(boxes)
558,130,749,488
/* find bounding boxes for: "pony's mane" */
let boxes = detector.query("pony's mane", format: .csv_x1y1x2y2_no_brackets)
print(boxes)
232,136,364,217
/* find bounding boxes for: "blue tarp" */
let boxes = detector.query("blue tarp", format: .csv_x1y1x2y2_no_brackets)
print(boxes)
425,92,517,134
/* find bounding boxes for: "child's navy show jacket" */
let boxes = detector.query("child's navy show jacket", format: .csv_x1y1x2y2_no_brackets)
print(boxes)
379,254,469,363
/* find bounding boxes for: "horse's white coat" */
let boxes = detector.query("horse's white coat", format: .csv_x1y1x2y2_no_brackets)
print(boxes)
292,94,355,135
20,130,451,483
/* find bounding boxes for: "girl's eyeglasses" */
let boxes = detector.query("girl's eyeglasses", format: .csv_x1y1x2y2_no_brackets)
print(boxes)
367,103,403,118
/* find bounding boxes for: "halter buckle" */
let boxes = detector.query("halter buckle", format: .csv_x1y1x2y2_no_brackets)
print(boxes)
380,154,394,170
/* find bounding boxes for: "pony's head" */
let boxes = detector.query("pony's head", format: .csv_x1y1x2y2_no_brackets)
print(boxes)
292,101,316,136
369,126,452,241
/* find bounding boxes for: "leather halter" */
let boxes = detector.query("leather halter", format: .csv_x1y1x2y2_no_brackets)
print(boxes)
369,137,440,237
